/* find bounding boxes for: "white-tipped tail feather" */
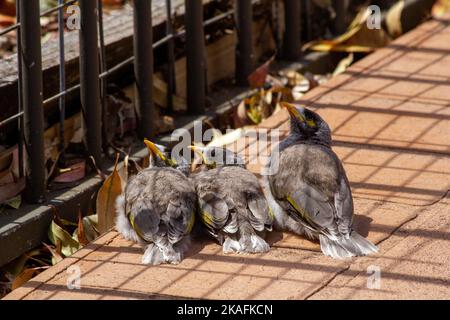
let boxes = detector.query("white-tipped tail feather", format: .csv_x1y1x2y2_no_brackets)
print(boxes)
319,231,378,259
223,234,270,254
142,237,191,265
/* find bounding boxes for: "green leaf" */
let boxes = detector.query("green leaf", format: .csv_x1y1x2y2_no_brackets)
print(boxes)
3,195,21,209
82,215,100,242
48,221,80,258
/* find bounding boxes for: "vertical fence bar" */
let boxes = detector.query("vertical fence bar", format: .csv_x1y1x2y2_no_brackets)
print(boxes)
165,0,176,113
235,0,253,86
272,0,281,54
19,0,45,203
16,0,24,178
283,0,301,60
333,0,349,34
97,0,109,147
79,0,102,165
304,0,313,41
133,0,155,138
185,0,205,114
58,0,66,161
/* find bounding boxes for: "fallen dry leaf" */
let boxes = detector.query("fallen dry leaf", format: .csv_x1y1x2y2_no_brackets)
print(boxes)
386,0,405,38
42,242,64,266
432,0,450,17
333,53,354,76
11,268,37,290
76,209,90,246
247,55,276,89
96,154,122,234
53,159,86,183
304,6,391,53
48,220,80,257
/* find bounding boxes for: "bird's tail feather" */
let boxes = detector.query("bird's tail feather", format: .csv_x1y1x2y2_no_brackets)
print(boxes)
223,234,270,254
247,234,270,253
142,243,166,265
348,232,379,256
319,232,378,259
223,237,241,253
142,237,191,265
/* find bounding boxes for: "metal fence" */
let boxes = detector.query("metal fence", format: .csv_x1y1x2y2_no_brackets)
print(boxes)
0,0,332,205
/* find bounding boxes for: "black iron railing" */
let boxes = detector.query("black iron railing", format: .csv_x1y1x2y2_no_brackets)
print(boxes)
0,0,320,204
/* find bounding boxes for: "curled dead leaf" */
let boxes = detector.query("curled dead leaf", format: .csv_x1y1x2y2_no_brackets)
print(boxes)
96,154,122,234
11,267,48,291
48,220,80,258
247,55,276,89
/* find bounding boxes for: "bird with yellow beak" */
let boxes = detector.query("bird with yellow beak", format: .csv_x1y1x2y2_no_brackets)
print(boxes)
263,102,378,259
190,145,274,254
115,139,196,265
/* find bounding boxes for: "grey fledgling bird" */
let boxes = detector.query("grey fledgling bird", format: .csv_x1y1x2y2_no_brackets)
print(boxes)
190,146,274,254
263,103,378,259
115,139,196,265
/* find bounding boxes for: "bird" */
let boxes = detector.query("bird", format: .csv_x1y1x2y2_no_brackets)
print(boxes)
115,139,197,265
263,102,378,259
190,145,274,254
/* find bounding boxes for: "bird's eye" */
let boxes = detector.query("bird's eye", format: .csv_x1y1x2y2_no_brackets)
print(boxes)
210,149,216,157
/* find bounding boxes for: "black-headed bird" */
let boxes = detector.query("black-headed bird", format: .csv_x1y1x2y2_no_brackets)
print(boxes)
190,146,274,254
115,139,196,265
263,103,378,259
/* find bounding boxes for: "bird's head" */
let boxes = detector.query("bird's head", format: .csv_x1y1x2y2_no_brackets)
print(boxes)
189,145,244,169
144,139,177,168
281,102,332,146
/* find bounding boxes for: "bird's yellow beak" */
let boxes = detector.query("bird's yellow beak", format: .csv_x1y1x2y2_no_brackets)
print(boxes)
144,139,167,162
281,102,316,127
281,102,301,119
188,145,204,159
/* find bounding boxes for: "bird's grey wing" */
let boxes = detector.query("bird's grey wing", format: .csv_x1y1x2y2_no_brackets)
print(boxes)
198,192,238,239
129,198,161,243
279,182,338,237
166,198,196,244
247,192,274,232
334,174,354,235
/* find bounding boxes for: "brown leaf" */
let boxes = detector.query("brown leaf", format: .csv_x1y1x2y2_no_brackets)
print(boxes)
247,55,276,89
0,177,25,205
11,267,48,291
156,115,175,135
234,99,252,128
118,154,129,191
0,0,16,16
0,145,25,205
333,53,354,77
76,209,89,246
386,1,405,38
432,0,450,17
96,154,122,234
53,159,86,183
11,268,36,290
42,242,64,266
303,6,391,53
89,156,107,180
0,13,15,28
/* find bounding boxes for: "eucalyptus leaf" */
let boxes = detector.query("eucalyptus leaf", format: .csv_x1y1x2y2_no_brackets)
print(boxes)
48,221,80,257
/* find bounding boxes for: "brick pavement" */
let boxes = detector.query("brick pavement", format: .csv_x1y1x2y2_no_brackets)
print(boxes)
4,14,450,300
